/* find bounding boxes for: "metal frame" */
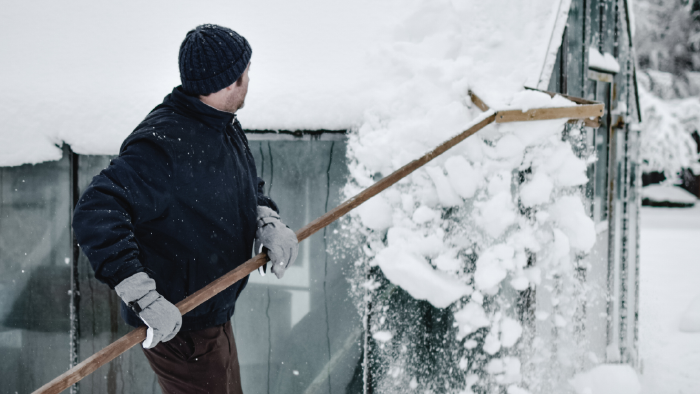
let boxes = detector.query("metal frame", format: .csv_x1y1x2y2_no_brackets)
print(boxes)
245,130,347,141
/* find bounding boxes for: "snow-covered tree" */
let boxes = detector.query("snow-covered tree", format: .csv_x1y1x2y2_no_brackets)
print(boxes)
638,84,700,179
634,0,700,73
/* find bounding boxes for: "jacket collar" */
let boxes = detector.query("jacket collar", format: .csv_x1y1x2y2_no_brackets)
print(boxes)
165,86,236,130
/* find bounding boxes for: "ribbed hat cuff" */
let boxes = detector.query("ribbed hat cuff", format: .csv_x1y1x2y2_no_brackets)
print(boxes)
181,51,251,96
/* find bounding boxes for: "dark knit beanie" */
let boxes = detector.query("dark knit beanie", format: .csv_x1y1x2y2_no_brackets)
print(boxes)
178,24,252,96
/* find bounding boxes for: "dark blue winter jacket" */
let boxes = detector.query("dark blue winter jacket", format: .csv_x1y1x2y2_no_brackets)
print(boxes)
73,86,277,331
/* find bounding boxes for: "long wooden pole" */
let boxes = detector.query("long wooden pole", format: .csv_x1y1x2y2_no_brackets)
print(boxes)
32,112,497,394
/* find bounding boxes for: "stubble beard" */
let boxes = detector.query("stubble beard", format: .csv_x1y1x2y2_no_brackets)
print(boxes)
224,93,245,114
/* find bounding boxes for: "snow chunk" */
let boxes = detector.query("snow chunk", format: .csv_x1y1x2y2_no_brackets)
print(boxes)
549,196,596,252
544,143,589,187
487,357,521,385
357,195,393,231
474,244,515,292
679,294,700,332
475,193,517,239
509,275,529,290
445,156,482,199
454,302,490,339
520,171,553,207
589,47,621,73
493,135,525,160
412,205,440,224
483,330,501,355
434,252,462,271
500,317,522,348
487,171,512,196
374,246,472,308
426,166,462,207
569,364,641,394
552,228,571,262
372,331,393,342
386,227,443,258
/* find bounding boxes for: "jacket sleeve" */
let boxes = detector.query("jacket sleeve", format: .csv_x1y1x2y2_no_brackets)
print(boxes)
73,137,174,288
256,177,279,213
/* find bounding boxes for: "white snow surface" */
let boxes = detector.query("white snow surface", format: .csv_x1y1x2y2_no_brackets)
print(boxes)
640,205,700,393
339,2,605,391
372,226,474,308
642,184,697,205
372,330,394,343
569,364,641,394
588,47,622,73
2,0,567,166
679,294,700,333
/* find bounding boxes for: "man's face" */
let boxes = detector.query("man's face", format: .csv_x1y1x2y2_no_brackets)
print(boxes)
224,62,251,113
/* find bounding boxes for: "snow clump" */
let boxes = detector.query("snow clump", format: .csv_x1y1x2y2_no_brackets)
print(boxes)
340,0,599,391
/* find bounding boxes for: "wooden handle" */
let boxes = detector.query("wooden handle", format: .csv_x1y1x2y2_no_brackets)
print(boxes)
31,113,496,394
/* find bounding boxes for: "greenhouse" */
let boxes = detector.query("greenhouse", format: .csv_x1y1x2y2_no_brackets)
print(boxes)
0,0,642,393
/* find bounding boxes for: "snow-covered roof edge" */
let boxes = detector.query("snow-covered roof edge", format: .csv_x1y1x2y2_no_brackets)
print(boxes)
535,0,573,90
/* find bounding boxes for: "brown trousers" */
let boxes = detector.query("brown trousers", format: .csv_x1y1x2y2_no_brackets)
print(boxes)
142,321,243,394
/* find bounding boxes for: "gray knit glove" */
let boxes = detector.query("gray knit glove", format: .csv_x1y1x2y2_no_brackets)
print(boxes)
254,206,299,279
114,272,182,349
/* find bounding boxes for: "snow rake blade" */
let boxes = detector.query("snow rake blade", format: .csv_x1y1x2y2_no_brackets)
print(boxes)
32,95,602,394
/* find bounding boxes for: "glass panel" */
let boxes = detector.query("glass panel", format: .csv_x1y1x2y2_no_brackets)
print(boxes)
626,155,640,362
581,78,615,365
76,155,161,393
607,128,625,360
236,139,361,394
0,151,72,394
583,228,610,365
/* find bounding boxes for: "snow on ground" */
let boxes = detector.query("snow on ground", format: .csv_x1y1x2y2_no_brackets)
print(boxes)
642,185,697,205
640,204,700,393
569,364,641,394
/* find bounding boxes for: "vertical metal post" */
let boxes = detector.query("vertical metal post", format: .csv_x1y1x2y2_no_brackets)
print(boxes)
633,128,642,368
68,147,81,394
614,0,629,364
561,27,569,94
362,280,372,394
613,0,620,58
605,83,618,360
618,124,630,362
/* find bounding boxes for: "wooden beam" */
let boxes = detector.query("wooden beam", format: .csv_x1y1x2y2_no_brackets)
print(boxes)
495,103,604,123
568,117,601,128
468,90,490,111
474,87,603,127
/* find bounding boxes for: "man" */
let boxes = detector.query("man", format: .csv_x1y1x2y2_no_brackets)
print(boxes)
73,24,298,394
